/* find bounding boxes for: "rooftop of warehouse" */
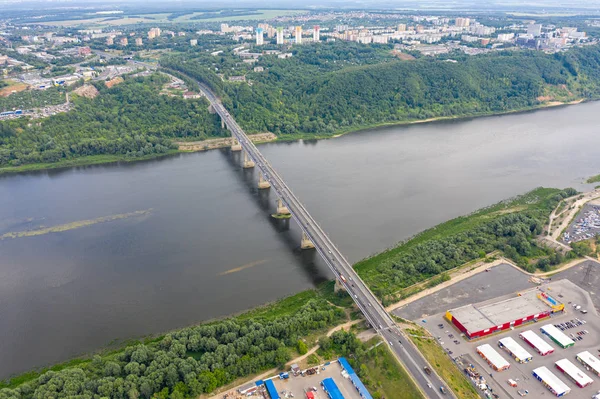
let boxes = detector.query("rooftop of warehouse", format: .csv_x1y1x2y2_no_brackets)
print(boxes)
449,288,553,333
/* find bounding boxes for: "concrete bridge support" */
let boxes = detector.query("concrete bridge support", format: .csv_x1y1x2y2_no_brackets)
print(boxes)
258,171,271,189
300,231,315,250
242,150,255,169
230,138,242,152
276,198,290,215
334,278,345,292
221,118,225,129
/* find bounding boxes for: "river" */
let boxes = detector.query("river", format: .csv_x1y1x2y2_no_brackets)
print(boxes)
1,102,599,379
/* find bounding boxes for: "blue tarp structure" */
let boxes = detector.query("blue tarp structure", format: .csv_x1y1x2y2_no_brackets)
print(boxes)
255,380,264,386
338,357,355,374
338,358,373,399
322,378,344,399
264,379,280,399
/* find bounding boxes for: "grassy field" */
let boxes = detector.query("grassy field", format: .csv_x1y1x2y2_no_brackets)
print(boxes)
407,328,480,399
360,337,425,399
0,80,29,97
34,9,304,27
188,9,304,22
587,173,600,184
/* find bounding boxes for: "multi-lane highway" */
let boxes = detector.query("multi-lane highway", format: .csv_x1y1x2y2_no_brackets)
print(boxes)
197,81,454,399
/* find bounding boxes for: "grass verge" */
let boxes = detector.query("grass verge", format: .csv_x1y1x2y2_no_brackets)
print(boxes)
407,328,480,399
360,337,425,399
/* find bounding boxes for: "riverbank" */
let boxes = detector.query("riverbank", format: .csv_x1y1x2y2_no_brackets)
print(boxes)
0,98,589,175
0,186,581,386
176,132,277,152
0,151,181,176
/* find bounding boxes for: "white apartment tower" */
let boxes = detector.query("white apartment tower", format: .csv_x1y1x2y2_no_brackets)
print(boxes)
295,26,302,44
276,27,284,45
313,25,320,42
256,27,264,46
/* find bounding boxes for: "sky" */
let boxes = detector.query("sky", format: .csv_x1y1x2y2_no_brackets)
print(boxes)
2,0,600,12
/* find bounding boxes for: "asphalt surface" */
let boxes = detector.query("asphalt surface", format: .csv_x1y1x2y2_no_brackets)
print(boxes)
195,80,452,399
393,263,536,321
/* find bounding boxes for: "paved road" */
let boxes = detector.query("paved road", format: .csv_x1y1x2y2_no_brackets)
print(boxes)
195,81,453,398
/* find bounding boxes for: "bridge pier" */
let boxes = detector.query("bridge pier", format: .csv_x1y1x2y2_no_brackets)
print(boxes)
242,151,255,169
221,118,225,129
230,138,242,152
276,198,290,215
258,171,271,189
334,278,345,292
300,231,315,250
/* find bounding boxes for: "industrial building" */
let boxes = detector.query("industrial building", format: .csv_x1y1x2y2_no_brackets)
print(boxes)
321,378,344,399
576,351,600,376
519,330,555,356
476,344,510,371
264,379,280,399
338,357,373,399
532,366,571,397
498,337,533,363
540,324,575,348
555,358,593,388
445,288,560,339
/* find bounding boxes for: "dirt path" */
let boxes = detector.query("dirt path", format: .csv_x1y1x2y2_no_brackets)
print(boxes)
203,320,363,399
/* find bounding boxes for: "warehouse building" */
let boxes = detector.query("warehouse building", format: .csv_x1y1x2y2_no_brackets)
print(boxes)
532,366,571,397
338,357,373,399
541,324,575,348
264,379,280,399
520,330,555,356
445,288,557,339
477,344,510,371
555,358,593,388
321,378,344,399
498,337,533,363
577,351,600,377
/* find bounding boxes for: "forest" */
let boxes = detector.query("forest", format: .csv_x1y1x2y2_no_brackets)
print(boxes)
165,43,600,136
0,300,345,399
0,74,224,169
355,187,578,304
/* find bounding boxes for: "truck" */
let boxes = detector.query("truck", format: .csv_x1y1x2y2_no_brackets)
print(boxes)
340,275,347,283
424,366,432,375
279,372,289,379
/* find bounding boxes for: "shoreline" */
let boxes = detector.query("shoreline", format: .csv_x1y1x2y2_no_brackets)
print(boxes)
1,186,591,386
0,98,590,176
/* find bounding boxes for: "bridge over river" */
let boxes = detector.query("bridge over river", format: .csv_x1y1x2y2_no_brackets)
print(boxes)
197,80,452,399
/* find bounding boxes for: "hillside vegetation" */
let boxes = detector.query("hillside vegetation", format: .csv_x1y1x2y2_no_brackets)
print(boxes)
0,74,224,170
167,43,600,136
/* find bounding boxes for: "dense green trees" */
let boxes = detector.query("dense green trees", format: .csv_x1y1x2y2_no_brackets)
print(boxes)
166,43,600,137
356,188,578,303
0,300,345,399
0,74,224,168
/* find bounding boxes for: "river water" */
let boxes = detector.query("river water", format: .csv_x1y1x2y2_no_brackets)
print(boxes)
1,103,600,378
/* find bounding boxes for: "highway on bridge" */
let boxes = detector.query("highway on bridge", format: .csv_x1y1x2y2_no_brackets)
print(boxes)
197,81,453,399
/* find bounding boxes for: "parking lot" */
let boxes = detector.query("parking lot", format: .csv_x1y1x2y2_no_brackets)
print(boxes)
563,201,600,244
393,263,537,321
419,279,600,398
271,361,364,399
